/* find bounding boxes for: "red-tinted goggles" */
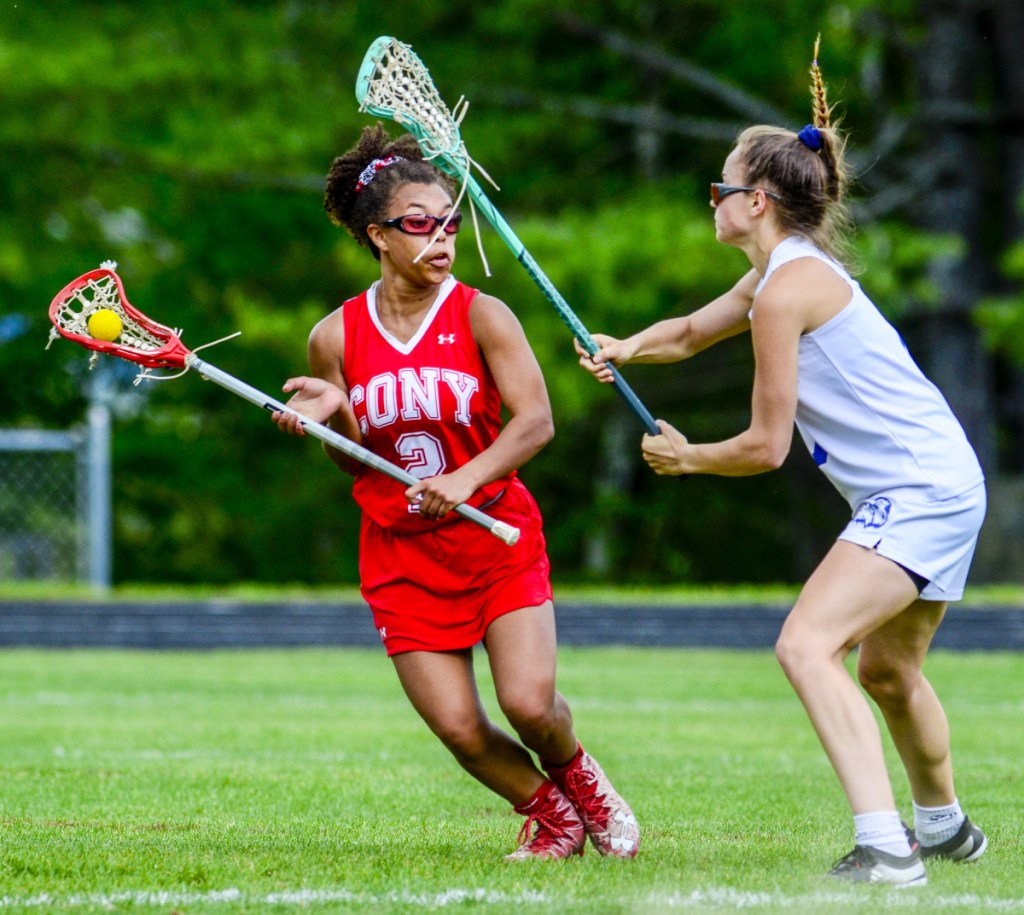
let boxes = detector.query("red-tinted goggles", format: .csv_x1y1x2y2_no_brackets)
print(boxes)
379,212,463,236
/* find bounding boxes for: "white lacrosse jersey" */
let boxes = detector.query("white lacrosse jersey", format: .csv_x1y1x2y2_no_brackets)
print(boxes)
754,236,983,507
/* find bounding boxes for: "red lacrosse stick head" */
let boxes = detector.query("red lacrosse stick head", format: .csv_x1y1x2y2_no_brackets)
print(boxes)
48,266,193,369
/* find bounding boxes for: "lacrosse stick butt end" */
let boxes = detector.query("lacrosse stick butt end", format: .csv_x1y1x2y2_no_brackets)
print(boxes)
490,521,521,546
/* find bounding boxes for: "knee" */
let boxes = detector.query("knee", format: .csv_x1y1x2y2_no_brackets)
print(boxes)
858,660,917,710
431,713,491,762
774,627,815,683
499,687,557,740
774,623,841,689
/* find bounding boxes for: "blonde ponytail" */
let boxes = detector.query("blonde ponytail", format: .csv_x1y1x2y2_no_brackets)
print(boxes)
735,35,857,270
809,35,832,130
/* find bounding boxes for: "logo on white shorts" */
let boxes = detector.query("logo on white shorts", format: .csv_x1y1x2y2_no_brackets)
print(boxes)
852,496,892,530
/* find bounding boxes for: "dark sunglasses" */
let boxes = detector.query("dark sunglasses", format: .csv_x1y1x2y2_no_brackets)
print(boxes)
710,183,782,206
379,211,463,236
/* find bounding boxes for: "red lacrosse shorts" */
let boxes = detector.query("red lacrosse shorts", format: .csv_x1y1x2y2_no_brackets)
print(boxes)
359,479,553,655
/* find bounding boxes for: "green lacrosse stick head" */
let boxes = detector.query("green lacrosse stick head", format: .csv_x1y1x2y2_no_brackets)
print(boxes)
355,36,469,181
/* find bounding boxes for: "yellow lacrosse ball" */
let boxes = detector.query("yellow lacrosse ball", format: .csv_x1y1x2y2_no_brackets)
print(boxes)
87,308,123,342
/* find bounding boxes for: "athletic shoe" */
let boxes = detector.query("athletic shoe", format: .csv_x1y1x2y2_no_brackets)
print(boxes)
543,744,640,858
902,821,919,852
828,844,927,886
908,816,988,863
505,780,586,861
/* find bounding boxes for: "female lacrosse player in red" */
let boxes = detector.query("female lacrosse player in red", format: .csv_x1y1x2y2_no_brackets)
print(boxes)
577,45,986,886
271,124,638,861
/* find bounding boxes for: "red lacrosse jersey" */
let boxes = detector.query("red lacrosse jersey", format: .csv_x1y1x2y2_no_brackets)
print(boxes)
342,276,514,532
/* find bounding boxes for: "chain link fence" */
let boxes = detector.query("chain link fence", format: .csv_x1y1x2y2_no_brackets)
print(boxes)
0,430,81,580
0,409,111,586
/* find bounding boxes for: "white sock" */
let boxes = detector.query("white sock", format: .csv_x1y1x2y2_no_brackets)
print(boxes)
854,810,913,857
913,798,965,846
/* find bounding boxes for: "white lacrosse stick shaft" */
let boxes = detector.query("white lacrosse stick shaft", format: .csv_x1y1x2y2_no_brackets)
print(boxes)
188,356,520,546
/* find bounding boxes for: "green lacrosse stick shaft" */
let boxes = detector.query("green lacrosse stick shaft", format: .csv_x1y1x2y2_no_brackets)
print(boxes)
355,35,660,436
461,173,660,436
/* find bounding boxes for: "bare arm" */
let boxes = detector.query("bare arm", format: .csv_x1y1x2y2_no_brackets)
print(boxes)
405,294,554,518
271,309,363,476
641,259,847,476
642,287,799,475
577,269,760,382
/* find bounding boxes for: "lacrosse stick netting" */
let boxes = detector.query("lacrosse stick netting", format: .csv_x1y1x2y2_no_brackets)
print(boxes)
45,265,521,545
356,37,661,436
46,265,192,372
356,37,498,274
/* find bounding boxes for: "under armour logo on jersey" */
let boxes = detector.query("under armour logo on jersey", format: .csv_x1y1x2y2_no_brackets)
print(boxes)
437,333,456,344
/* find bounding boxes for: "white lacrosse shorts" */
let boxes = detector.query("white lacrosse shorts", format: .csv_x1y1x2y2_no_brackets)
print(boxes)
838,481,987,602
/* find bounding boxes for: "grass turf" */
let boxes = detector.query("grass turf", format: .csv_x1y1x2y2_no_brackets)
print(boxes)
0,646,1021,913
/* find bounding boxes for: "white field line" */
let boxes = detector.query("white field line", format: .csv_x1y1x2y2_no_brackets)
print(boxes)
642,889,1024,910
2,887,1024,911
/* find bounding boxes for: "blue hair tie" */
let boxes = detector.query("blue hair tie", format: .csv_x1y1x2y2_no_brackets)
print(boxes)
798,124,823,151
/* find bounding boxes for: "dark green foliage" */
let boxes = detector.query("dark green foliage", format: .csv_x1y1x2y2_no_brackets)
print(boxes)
2,1,1016,585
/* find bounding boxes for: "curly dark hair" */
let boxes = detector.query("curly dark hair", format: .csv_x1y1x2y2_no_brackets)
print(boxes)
323,123,457,260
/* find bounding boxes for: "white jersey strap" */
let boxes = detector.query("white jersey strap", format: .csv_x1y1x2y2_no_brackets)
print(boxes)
755,236,849,297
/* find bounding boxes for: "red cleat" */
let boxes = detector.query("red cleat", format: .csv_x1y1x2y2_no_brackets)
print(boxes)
505,780,586,861
545,744,639,858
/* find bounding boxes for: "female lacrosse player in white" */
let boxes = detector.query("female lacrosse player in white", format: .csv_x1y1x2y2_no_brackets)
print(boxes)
271,124,638,861
577,46,986,885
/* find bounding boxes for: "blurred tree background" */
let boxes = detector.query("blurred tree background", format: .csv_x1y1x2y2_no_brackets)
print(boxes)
1,0,1021,587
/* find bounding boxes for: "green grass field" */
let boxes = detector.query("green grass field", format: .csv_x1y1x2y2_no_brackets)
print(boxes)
1,646,1021,913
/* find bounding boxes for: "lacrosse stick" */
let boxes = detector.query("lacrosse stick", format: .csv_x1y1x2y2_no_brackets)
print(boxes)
356,36,661,436
45,264,520,546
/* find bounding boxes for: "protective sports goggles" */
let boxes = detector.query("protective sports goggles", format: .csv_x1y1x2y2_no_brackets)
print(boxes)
378,212,463,235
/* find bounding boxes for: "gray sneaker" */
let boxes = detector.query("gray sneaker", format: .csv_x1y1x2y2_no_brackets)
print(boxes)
828,844,927,886
909,816,987,863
